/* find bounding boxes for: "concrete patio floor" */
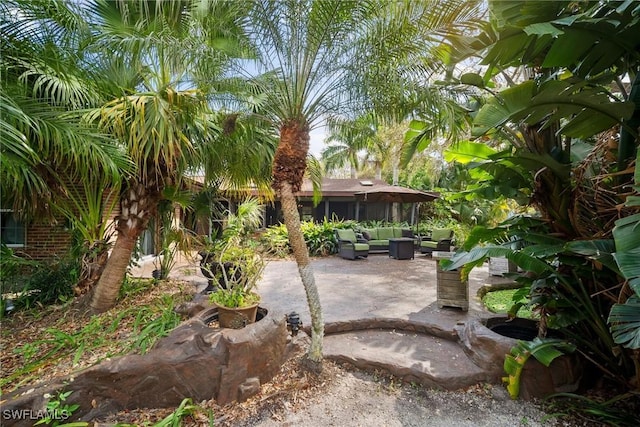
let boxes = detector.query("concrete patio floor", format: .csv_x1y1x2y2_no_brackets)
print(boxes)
134,252,515,391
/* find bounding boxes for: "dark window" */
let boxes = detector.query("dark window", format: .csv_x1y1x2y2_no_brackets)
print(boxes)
0,210,26,247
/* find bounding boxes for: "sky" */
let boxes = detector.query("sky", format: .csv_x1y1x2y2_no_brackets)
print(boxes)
309,127,326,157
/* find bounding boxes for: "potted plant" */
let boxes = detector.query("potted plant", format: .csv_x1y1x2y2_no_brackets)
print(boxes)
207,239,265,328
198,197,266,328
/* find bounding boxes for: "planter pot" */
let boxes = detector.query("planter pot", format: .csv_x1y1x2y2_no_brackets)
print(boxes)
460,317,583,400
433,251,469,311
215,302,260,329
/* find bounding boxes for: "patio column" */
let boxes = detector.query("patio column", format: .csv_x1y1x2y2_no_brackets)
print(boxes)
324,200,330,220
355,201,360,221
410,203,415,225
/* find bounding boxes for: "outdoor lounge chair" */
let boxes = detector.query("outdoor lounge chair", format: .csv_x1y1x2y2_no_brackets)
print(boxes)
335,229,369,260
419,228,454,255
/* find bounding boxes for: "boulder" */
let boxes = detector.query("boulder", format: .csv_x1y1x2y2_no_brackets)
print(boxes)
1,307,288,425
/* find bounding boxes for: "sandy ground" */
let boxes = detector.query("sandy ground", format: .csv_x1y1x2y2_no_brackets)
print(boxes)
235,364,560,427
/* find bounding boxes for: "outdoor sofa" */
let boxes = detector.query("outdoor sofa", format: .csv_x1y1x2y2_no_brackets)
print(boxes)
357,226,415,252
335,229,370,260
418,228,454,255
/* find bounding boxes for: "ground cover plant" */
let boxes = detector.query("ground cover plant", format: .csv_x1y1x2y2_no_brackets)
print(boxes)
0,277,190,394
481,288,533,320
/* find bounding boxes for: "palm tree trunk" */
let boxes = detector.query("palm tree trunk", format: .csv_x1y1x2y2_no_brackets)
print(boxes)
89,229,139,313
273,120,324,372
74,240,110,296
280,181,324,371
89,181,159,313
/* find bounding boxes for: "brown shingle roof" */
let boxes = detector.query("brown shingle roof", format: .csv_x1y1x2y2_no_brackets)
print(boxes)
297,178,438,201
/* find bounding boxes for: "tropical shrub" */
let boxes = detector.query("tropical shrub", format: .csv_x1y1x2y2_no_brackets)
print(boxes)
6,257,80,311
260,223,291,257
445,214,637,390
261,219,358,257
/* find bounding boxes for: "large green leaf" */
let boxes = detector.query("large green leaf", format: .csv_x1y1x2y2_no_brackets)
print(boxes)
443,140,499,164
445,245,552,275
608,296,640,349
472,80,535,135
486,0,640,77
473,79,635,139
503,337,575,399
612,213,640,253
565,240,619,274
608,156,640,349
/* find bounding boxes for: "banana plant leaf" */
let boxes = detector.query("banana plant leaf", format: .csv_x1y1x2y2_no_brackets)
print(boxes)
473,79,635,139
444,245,552,275
503,337,576,399
608,153,640,349
608,296,640,349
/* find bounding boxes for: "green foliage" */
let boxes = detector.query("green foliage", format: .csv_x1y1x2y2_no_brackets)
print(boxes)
203,243,265,305
0,245,37,283
152,398,200,427
503,338,576,399
445,215,635,385
201,198,266,306
6,258,80,311
209,288,260,309
35,390,85,427
4,278,186,391
482,289,533,319
545,392,640,427
260,223,291,257
301,219,355,257
131,296,182,354
608,153,640,351
260,219,358,258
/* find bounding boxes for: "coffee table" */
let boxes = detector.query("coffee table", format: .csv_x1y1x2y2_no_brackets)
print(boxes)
388,238,415,260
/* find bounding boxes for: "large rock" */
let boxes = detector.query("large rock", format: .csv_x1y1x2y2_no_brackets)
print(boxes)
458,317,583,400
1,307,288,425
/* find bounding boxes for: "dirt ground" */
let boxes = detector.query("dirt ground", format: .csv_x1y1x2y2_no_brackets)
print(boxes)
101,341,566,427
233,364,560,427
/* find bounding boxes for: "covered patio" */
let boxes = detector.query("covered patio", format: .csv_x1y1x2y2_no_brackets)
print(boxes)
264,178,439,226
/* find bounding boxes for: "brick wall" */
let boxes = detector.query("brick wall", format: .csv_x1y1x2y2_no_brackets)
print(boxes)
14,188,121,261
19,217,74,261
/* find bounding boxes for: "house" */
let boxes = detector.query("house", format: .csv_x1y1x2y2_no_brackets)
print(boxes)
262,178,438,227
0,209,73,260
1,178,437,260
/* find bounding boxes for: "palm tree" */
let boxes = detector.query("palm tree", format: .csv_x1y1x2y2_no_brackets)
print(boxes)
1,0,131,295
242,0,484,371
242,0,387,371
321,114,376,178
84,0,275,313
1,0,127,218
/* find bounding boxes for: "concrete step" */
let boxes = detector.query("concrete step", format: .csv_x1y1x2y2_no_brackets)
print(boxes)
323,329,492,391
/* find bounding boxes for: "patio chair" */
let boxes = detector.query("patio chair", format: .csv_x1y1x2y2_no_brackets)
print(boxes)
335,229,369,260
419,228,454,255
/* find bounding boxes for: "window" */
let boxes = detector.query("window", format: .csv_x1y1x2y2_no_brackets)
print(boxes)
0,210,26,247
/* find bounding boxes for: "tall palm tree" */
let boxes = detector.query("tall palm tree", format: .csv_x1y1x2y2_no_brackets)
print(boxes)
243,0,386,371
84,0,275,313
321,114,376,178
243,0,483,371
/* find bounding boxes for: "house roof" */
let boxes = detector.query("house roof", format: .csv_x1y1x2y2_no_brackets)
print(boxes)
185,176,438,202
297,178,439,202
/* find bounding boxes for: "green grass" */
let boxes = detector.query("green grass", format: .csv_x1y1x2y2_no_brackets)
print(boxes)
482,289,534,319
